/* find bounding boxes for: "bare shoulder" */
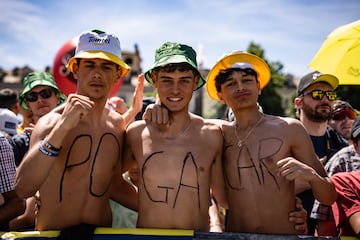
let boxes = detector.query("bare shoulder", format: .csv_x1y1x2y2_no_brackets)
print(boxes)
265,115,306,132
126,119,147,136
191,115,224,144
36,110,62,132
107,108,126,130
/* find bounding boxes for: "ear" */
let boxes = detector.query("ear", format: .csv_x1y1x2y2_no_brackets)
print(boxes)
72,62,80,80
216,92,226,104
55,92,61,104
294,97,302,108
115,69,122,82
151,73,158,88
193,76,200,91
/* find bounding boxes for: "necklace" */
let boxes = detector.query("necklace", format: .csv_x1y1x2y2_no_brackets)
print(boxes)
234,114,264,148
160,118,192,140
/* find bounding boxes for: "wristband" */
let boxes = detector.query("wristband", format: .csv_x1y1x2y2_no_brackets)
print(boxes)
42,139,62,152
38,143,60,157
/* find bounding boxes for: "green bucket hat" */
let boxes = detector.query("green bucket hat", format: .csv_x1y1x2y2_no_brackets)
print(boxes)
19,71,66,110
144,42,205,90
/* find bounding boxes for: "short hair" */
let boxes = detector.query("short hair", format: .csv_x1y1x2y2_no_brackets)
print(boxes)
215,68,258,93
152,62,199,77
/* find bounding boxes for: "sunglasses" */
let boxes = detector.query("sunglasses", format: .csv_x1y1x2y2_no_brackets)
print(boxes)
332,108,356,121
303,90,337,101
25,88,54,102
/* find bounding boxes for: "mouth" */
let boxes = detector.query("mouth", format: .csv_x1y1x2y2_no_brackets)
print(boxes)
89,81,105,88
318,105,331,111
38,104,50,109
167,97,182,102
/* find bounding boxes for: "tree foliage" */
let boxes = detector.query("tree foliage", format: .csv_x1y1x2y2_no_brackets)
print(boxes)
247,42,286,116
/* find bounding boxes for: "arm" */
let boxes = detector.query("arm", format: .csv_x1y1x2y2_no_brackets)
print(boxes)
277,157,336,205
0,191,26,226
349,212,360,236
0,137,26,226
9,196,36,230
209,195,223,232
209,123,228,209
288,197,308,234
110,125,139,211
122,74,144,125
15,94,95,198
110,167,138,211
277,119,337,205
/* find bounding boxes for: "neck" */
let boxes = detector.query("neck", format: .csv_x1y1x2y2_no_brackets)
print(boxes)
300,115,328,136
233,108,263,129
158,112,192,140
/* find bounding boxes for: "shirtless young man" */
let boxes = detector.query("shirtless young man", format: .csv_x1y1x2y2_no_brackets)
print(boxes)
123,42,227,231
205,51,336,234
15,30,138,235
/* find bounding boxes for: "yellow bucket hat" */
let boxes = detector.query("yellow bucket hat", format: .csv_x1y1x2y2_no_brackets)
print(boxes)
206,51,271,101
67,30,130,77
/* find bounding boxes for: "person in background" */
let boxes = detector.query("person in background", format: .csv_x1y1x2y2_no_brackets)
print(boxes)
331,170,360,237
14,30,137,239
330,119,360,237
0,132,26,231
329,100,358,144
9,71,66,166
294,71,348,235
0,88,32,134
0,88,21,137
0,88,20,116
311,116,360,236
8,71,67,231
0,109,20,137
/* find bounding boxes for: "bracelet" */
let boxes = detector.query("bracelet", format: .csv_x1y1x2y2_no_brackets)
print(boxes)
38,143,60,157
42,138,62,152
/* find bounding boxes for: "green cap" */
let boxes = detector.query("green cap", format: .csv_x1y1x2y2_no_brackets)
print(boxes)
19,72,66,110
144,42,205,90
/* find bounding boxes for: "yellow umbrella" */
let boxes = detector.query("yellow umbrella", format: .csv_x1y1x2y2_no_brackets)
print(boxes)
309,19,360,85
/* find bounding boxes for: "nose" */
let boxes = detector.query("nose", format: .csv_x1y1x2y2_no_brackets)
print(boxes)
171,82,180,93
235,80,245,91
93,70,102,79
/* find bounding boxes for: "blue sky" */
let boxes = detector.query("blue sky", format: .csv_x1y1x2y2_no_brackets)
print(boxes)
1,0,359,78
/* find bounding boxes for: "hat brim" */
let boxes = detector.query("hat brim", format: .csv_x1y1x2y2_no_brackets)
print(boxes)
144,55,205,90
66,50,130,77
311,74,339,90
206,52,271,101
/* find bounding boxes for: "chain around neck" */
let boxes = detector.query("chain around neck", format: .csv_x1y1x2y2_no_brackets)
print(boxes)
234,113,264,148
159,117,192,140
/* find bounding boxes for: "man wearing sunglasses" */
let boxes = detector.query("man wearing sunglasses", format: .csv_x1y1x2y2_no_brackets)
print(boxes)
7,72,67,231
294,71,348,236
329,100,358,144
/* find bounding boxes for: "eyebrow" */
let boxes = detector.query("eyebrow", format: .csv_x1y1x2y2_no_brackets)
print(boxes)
82,59,116,67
